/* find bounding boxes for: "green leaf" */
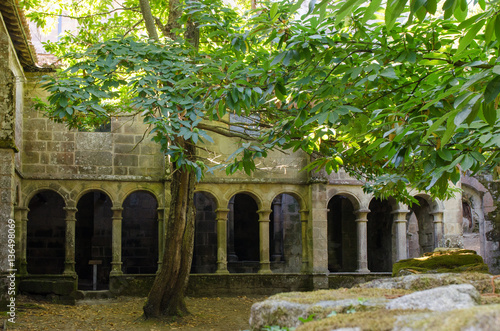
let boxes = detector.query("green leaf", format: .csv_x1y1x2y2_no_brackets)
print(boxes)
485,18,496,45
270,52,286,66
270,2,279,19
484,75,500,104
362,0,383,23
481,101,497,126
495,15,500,47
335,0,365,25
456,19,485,56
426,0,437,14
386,0,408,31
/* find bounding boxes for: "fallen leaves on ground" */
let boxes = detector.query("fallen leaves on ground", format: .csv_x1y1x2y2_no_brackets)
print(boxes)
1,295,265,331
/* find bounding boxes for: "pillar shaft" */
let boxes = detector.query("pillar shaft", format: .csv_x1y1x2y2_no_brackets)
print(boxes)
258,209,272,274
14,207,28,275
432,211,444,248
63,207,77,275
215,208,230,274
392,209,409,262
157,208,164,272
355,209,370,273
110,207,123,276
271,198,283,261
299,209,309,273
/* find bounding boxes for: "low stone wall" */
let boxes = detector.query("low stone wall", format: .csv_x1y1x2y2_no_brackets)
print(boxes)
18,275,77,304
328,272,391,289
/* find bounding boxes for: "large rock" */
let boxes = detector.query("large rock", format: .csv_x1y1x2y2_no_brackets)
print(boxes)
386,284,480,311
359,272,500,294
392,249,488,277
392,304,500,330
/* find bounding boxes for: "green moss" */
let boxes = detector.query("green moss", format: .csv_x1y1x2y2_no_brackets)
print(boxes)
268,288,412,304
393,250,489,276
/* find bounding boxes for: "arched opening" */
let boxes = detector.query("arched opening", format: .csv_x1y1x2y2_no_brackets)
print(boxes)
76,191,112,290
122,191,159,274
192,192,217,273
462,198,481,254
327,195,357,272
227,193,259,273
27,190,66,274
407,197,434,258
269,193,302,273
367,198,393,272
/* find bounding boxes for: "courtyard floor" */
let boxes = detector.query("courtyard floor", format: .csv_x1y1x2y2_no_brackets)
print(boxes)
2,295,266,330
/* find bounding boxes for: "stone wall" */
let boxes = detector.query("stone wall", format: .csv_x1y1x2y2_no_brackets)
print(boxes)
22,75,165,180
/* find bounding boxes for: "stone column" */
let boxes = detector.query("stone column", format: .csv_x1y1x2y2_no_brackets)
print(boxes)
157,208,164,272
355,209,370,273
431,211,444,248
271,197,283,262
309,182,329,274
299,209,309,273
110,207,123,276
215,208,230,274
392,209,410,262
63,207,77,275
14,206,28,275
258,209,273,274
227,198,238,261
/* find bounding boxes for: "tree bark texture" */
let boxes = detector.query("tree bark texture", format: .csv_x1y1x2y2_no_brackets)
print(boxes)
139,0,159,41
143,141,196,318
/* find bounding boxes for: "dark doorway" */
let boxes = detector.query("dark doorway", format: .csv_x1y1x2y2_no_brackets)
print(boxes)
122,191,159,274
228,193,259,273
27,190,66,274
269,193,302,273
192,192,217,274
327,195,357,272
76,191,112,290
367,198,393,272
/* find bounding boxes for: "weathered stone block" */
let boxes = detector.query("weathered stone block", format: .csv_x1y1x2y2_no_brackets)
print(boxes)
52,132,75,142
140,144,160,155
22,131,36,141
78,165,97,174
75,151,112,166
114,144,138,155
139,155,156,168
22,151,39,164
47,141,75,153
57,165,78,175
22,164,45,174
96,166,113,175
128,167,145,176
24,118,47,131
24,141,46,152
114,154,138,167
75,132,112,151
114,134,135,144
114,166,128,175
50,152,74,165
37,131,52,141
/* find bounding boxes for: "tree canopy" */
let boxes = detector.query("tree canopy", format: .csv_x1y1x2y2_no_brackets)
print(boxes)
27,0,500,203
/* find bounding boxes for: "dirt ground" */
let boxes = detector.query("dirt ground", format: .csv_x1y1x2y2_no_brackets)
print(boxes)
1,295,267,331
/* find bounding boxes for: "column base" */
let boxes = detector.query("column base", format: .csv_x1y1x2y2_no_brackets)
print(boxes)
110,262,123,276
216,269,230,274
356,268,370,274
258,262,272,274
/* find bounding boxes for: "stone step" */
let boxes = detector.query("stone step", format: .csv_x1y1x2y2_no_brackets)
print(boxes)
76,290,115,300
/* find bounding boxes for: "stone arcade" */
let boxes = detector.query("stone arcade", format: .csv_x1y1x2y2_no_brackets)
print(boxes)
1,1,499,306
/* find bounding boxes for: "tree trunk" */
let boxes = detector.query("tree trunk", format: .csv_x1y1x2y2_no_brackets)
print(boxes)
143,141,196,318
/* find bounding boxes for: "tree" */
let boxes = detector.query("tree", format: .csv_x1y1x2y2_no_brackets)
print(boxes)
25,0,500,318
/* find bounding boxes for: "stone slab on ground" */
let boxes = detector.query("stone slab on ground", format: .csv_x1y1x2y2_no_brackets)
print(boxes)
386,284,480,311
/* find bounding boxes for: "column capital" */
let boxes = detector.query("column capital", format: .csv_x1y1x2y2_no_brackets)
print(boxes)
430,210,444,223
355,208,370,219
14,206,29,212
299,209,309,221
257,209,273,221
64,207,77,221
215,208,230,220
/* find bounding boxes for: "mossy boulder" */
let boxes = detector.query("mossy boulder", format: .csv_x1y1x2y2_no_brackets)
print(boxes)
392,249,489,277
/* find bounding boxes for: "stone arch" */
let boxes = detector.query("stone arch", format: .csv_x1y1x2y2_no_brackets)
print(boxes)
224,188,264,211
407,196,435,258
461,176,495,268
23,184,70,209
227,192,260,273
194,187,221,209
75,190,113,290
192,191,218,273
27,189,66,274
367,197,396,272
120,186,163,209
327,194,357,272
327,189,362,211
268,192,303,273
121,190,159,274
73,186,117,208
